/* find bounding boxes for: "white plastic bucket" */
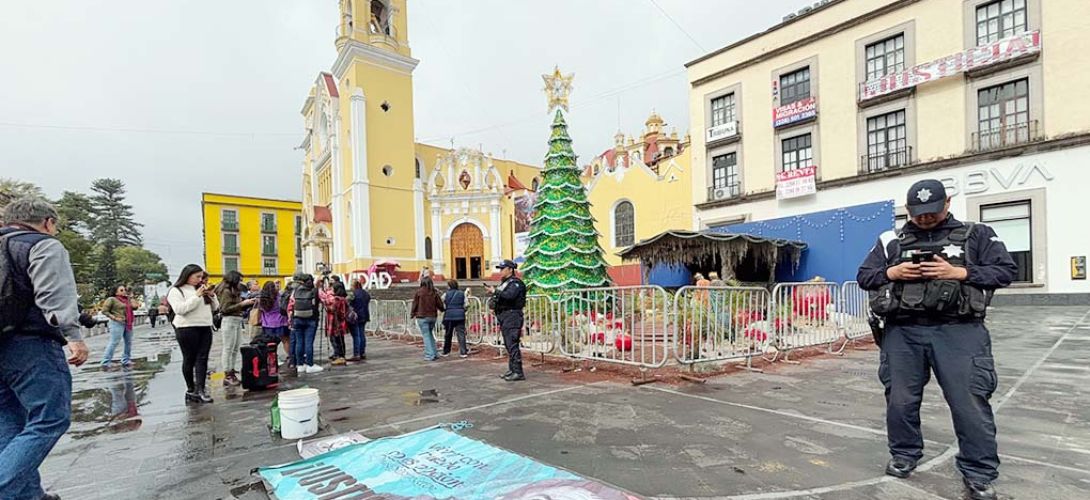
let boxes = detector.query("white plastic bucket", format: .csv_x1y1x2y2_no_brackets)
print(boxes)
279,388,320,439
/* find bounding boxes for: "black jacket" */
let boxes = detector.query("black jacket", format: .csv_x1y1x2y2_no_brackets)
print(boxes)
493,276,527,313
857,215,1018,291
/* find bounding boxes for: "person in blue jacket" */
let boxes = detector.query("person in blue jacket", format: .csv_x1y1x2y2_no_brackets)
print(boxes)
441,280,468,358
857,179,1016,500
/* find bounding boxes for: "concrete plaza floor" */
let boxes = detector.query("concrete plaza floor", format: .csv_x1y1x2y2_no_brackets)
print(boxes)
39,305,1090,499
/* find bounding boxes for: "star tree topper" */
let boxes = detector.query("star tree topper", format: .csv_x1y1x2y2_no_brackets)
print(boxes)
543,66,574,112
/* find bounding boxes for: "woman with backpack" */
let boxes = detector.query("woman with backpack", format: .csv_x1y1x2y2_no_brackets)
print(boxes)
100,284,136,369
319,281,349,366
213,271,256,387
258,281,289,346
441,280,468,358
348,279,370,361
410,277,445,361
167,264,220,404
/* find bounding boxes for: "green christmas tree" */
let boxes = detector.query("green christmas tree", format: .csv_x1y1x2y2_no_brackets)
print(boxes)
521,109,611,296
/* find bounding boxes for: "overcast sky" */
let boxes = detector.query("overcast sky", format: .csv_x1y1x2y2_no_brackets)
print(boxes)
0,0,815,276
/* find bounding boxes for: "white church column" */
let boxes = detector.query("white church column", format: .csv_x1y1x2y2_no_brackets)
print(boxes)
489,199,502,265
431,205,443,275
413,180,425,262
330,111,344,266
349,88,372,260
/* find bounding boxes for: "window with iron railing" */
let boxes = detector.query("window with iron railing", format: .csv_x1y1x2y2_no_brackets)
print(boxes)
976,0,1027,46
975,79,1036,151
262,258,278,276
261,213,277,233
262,235,277,256
221,210,238,231
709,153,740,201
865,34,905,81
222,233,239,255
863,110,910,173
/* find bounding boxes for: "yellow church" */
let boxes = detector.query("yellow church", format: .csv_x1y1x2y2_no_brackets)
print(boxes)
299,0,541,282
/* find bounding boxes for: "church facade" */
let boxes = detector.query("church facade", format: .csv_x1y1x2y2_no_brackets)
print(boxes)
299,0,540,282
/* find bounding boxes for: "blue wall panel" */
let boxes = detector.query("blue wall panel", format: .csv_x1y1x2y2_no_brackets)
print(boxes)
711,201,896,283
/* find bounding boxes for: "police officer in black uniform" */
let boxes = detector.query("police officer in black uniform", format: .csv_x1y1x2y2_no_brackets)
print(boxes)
487,259,527,382
858,179,1016,500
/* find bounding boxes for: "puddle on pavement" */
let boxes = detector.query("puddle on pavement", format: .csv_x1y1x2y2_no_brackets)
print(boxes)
68,349,174,439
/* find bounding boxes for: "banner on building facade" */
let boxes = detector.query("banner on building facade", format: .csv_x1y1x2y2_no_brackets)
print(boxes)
772,96,817,128
514,193,535,261
257,427,638,499
776,166,818,200
861,30,1041,101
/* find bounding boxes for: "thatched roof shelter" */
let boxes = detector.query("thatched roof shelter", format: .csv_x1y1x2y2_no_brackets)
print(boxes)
618,230,807,281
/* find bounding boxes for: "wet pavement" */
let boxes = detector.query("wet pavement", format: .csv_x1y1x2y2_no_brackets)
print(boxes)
39,306,1090,499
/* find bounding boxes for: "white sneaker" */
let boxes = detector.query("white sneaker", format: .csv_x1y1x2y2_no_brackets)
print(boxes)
307,364,324,373
298,365,309,374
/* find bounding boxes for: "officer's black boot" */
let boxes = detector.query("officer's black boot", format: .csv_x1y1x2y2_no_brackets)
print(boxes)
885,457,917,478
500,371,514,379
963,479,997,500
503,372,526,382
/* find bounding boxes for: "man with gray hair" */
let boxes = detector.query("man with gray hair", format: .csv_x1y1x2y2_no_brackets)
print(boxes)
0,196,88,500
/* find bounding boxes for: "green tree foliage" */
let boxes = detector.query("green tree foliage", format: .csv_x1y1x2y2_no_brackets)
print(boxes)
115,246,168,289
89,178,143,246
0,178,46,218
521,110,610,296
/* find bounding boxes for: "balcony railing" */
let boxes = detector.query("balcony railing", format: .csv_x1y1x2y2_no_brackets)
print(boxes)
971,120,1040,152
223,245,239,255
707,184,741,202
221,220,238,231
262,247,278,257
860,146,913,174
261,222,277,234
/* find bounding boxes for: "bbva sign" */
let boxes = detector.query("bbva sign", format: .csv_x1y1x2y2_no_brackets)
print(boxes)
940,163,1054,197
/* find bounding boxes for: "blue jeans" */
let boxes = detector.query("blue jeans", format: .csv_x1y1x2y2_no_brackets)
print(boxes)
0,335,73,500
291,317,318,367
350,322,366,357
417,318,438,360
101,320,133,366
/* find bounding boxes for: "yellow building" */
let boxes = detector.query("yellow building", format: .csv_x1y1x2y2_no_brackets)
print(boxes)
686,0,1090,299
201,193,303,286
582,112,693,284
299,0,540,282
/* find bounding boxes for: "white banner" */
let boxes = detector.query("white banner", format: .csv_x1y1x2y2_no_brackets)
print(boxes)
776,166,817,200
861,31,1041,101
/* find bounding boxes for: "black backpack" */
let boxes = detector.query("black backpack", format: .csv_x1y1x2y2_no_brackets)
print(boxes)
0,231,34,339
293,286,317,319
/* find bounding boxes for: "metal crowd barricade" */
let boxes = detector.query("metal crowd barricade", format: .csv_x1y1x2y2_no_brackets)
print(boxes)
465,296,503,354
365,299,378,333
768,281,842,362
836,281,872,342
374,300,411,339
673,286,771,370
557,286,674,373
521,294,560,355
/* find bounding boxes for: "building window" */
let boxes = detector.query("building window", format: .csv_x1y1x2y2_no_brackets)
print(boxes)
221,209,238,231
781,134,813,172
976,78,1031,150
865,34,905,80
894,214,908,231
865,110,908,173
261,213,276,233
263,258,278,275
709,153,740,200
294,215,302,235
262,235,277,256
224,256,239,273
223,233,239,254
415,158,421,179
425,236,433,260
710,93,737,127
779,67,811,106
976,0,1027,46
613,201,634,248
981,201,1032,282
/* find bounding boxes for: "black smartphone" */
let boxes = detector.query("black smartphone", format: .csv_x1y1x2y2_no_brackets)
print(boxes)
911,251,936,264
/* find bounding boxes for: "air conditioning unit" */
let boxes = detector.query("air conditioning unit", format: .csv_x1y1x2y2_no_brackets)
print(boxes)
711,188,731,200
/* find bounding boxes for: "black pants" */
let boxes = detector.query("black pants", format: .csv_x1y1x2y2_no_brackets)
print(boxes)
442,319,467,355
880,322,999,482
148,315,157,327
330,335,346,359
497,310,524,376
175,326,213,393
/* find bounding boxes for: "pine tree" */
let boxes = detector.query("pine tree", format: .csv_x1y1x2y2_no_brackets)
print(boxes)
89,178,143,246
521,110,610,296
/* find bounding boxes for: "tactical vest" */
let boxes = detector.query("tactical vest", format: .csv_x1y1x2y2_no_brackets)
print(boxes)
870,223,992,321
492,277,527,313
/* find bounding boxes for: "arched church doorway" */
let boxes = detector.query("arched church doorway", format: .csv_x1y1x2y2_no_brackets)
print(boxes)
450,223,484,280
